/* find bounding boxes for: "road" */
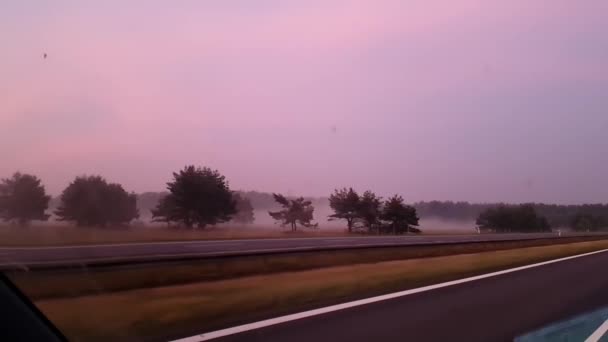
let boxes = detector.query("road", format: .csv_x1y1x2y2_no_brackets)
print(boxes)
188,249,608,342
0,232,604,268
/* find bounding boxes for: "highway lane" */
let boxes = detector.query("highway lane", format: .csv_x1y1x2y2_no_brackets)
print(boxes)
195,249,608,342
0,232,605,268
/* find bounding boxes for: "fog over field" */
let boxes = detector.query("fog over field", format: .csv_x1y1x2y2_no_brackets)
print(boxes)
250,212,475,233
132,192,477,232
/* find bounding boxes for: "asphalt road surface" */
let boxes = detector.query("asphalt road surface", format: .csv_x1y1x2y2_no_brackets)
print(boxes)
0,232,604,268
197,249,608,342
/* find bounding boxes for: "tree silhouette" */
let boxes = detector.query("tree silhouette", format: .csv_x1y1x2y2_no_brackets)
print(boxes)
269,193,317,231
0,172,50,226
381,195,419,234
328,188,360,232
55,175,138,227
152,166,236,228
476,204,550,233
150,194,178,226
358,191,382,233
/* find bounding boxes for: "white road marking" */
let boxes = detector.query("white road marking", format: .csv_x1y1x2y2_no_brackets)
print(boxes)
320,238,374,242
585,318,608,342
184,243,243,249
170,248,608,342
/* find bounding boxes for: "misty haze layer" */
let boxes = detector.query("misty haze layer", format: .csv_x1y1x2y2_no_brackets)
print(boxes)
1,1,607,203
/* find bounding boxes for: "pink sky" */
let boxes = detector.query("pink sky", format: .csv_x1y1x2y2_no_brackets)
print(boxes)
1,0,608,203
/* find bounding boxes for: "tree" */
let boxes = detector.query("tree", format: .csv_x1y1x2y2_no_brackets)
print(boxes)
381,195,420,235
268,193,317,231
152,166,237,228
232,193,255,224
0,172,50,226
476,204,550,233
55,176,139,226
150,194,178,226
328,188,360,232
357,191,382,233
105,183,139,225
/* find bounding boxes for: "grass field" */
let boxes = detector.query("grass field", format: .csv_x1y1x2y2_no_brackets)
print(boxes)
0,225,356,247
0,224,479,247
21,240,608,341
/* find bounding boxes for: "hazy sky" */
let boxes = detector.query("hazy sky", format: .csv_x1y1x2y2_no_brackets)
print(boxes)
1,1,607,203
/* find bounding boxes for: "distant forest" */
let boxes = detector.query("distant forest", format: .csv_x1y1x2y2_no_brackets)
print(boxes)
414,201,608,229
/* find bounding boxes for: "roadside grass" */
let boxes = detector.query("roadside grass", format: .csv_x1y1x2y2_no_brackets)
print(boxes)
0,225,479,247
0,225,355,247
10,235,605,300
28,240,608,342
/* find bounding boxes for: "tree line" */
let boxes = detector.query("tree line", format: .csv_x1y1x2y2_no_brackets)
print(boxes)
415,201,608,231
1,168,607,232
0,167,256,228
0,172,139,227
328,188,420,234
475,204,550,233
0,168,420,234
0,168,248,228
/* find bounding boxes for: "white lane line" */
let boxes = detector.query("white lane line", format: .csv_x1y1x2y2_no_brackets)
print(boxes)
184,243,243,249
585,318,608,342
170,248,608,342
318,239,363,243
